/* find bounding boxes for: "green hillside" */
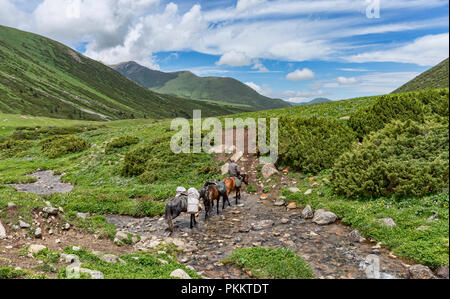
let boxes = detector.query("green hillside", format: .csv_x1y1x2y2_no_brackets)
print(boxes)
393,58,449,93
0,26,245,121
112,61,291,111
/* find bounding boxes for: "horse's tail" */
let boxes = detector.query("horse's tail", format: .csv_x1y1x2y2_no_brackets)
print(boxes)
165,203,174,232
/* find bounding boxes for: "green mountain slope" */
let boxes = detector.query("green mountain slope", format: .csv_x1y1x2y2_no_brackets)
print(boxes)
112,61,291,111
393,58,449,93
0,25,243,121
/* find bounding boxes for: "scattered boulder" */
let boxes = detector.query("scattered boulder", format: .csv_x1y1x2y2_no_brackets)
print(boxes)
311,182,320,188
76,213,89,219
409,264,436,279
281,218,290,224
28,244,47,254
7,203,16,208
348,230,366,243
34,228,42,239
378,218,397,227
304,189,313,195
252,220,274,231
42,207,59,216
301,205,314,219
288,187,300,193
435,266,449,279
340,116,351,120
274,200,285,207
170,269,191,279
261,163,278,178
287,202,297,210
416,225,430,231
0,222,6,239
114,231,140,245
312,209,337,225
62,223,71,230
99,253,126,264
19,220,30,229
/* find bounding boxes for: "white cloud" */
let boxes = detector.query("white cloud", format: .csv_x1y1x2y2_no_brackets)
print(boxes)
346,33,449,66
245,82,274,97
216,51,252,67
337,77,359,85
0,0,448,68
286,68,315,81
251,60,269,72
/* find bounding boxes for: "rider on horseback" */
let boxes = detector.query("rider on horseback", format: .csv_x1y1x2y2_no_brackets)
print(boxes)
228,159,242,188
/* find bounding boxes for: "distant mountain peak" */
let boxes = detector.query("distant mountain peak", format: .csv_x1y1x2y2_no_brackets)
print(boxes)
112,61,291,110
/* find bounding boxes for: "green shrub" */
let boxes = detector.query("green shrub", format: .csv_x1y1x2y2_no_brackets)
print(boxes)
40,135,89,158
134,199,166,217
349,89,449,139
246,185,257,193
333,119,449,198
0,266,28,279
0,139,33,159
105,136,139,153
223,247,314,279
121,137,219,185
278,117,356,173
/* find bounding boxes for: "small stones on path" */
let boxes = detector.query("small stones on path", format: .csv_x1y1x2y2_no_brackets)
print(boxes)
408,264,436,279
34,228,42,239
301,205,314,219
170,269,191,279
348,230,366,243
281,218,290,224
251,220,274,231
19,220,30,228
312,209,337,225
114,231,140,246
378,218,397,227
76,213,89,219
274,200,285,207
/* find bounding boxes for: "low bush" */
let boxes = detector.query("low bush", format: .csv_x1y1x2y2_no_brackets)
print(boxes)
223,247,314,279
349,89,449,139
40,135,89,158
121,137,219,185
333,119,449,198
0,139,33,159
278,117,356,173
105,136,139,153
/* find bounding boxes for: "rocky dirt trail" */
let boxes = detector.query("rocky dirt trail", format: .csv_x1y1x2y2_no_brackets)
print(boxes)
106,151,414,279
7,170,73,195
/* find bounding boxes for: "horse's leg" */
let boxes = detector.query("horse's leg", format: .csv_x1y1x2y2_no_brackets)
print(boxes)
236,188,240,205
216,196,220,214
190,214,193,229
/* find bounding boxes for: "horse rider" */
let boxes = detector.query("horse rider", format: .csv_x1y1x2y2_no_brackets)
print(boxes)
228,159,242,188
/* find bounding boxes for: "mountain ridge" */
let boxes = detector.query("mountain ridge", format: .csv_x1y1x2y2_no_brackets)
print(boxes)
0,25,245,121
112,61,291,111
393,58,449,93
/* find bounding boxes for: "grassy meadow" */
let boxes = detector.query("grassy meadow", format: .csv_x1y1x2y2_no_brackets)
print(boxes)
0,88,448,274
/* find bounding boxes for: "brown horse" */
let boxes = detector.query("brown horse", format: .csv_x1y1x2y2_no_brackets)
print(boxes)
224,174,249,205
200,181,230,219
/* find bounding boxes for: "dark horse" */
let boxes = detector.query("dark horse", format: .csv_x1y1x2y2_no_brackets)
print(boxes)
224,174,249,205
200,181,230,220
165,196,197,233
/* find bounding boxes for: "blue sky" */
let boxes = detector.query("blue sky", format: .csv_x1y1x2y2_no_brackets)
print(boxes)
1,0,448,102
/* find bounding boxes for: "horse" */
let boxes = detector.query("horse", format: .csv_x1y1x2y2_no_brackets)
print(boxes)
224,174,249,205
199,181,230,220
164,195,198,233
